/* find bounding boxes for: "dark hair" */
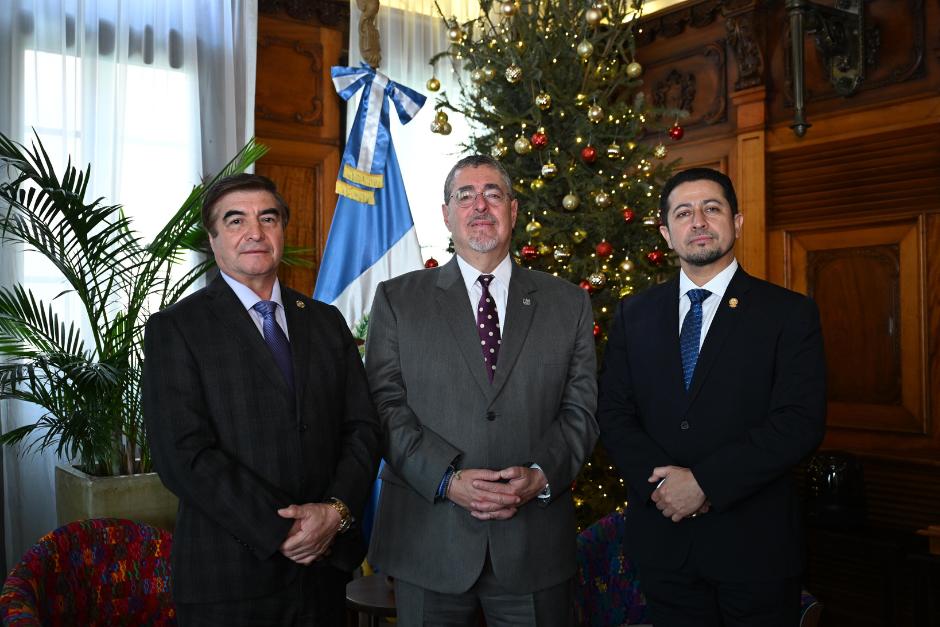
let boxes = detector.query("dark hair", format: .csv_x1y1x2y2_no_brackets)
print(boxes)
443,154,514,203
659,167,738,226
201,173,290,235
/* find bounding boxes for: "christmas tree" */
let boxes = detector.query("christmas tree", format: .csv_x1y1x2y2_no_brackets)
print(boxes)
428,0,684,527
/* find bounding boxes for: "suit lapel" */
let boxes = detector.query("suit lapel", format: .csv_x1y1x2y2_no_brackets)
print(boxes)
282,287,309,406
683,267,752,409
653,278,688,410
206,276,292,396
435,259,492,397
490,263,536,400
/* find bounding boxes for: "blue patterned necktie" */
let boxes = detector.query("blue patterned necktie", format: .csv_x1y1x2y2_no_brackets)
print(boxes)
476,275,501,382
679,289,711,390
252,300,295,391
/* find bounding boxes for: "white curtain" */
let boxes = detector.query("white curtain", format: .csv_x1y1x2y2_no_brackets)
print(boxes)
0,0,257,570
348,0,479,263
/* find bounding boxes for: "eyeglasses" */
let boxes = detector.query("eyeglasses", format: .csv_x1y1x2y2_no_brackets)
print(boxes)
449,188,509,209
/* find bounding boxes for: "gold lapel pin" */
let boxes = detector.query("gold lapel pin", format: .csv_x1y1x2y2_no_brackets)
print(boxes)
728,297,739,309
296,300,305,309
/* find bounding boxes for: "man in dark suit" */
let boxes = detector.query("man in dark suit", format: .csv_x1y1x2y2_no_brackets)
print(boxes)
143,174,380,626
597,168,826,626
365,155,598,626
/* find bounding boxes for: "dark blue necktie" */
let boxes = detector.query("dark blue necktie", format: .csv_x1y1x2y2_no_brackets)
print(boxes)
680,289,711,390
252,300,294,391
476,274,501,382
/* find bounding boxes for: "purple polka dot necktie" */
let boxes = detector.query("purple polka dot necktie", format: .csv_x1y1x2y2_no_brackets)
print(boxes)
476,274,501,382
252,300,295,391
679,288,711,390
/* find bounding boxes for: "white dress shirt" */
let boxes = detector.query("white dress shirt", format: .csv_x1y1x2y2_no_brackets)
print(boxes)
455,253,512,333
677,259,738,349
220,272,290,340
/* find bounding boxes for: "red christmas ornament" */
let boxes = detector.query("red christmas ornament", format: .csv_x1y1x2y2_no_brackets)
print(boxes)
580,145,598,164
424,257,439,268
531,131,549,150
622,208,635,223
646,249,666,265
579,279,592,291
593,323,601,338
521,244,539,260
668,123,684,141
595,241,614,257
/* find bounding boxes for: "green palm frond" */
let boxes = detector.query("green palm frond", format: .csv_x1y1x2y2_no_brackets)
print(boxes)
0,130,267,475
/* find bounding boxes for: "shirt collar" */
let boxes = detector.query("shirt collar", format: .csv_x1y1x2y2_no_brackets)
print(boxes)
454,253,512,292
220,272,285,312
679,258,738,300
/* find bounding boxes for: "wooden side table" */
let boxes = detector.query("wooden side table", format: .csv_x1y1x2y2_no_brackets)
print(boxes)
346,574,396,627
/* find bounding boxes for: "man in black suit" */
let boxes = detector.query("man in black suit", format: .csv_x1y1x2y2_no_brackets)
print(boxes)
143,174,380,626
597,168,826,626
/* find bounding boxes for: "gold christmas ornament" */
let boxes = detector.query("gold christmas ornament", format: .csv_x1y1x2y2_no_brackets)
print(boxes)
562,193,581,211
587,104,604,123
435,110,449,123
541,162,558,178
571,228,588,244
653,143,668,159
426,77,441,92
448,26,464,42
626,61,643,79
606,143,622,159
576,40,594,59
470,69,485,83
535,92,553,110
530,178,545,192
585,7,603,25
492,142,509,159
588,271,607,289
500,1,517,16
525,219,543,237
592,0,610,13
538,243,552,256
430,120,442,133
505,64,523,83
483,65,497,81
619,258,634,273
514,136,532,154
439,122,452,135
553,244,572,262
594,191,612,207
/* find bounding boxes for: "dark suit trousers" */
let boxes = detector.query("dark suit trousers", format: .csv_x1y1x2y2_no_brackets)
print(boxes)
639,562,801,627
394,554,574,627
175,562,350,627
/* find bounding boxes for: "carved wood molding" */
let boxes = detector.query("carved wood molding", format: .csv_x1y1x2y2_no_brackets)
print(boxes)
636,0,722,46
258,0,350,29
724,8,765,90
648,41,727,126
256,36,324,126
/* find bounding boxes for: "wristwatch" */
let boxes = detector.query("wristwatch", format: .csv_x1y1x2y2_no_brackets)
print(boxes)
327,497,353,533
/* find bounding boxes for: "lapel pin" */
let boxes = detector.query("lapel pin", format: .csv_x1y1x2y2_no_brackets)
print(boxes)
522,297,531,306
296,300,305,309
728,297,738,309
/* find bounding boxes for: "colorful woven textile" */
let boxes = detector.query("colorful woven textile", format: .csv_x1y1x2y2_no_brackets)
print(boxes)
575,511,648,626
0,518,175,626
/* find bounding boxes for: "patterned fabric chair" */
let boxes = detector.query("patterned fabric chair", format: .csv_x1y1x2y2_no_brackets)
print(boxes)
575,510,824,627
0,518,175,626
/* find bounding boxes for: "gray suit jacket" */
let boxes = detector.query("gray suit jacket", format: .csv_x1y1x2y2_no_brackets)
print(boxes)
365,258,598,594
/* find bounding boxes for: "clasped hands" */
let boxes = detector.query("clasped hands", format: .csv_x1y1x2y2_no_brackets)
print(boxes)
277,503,341,565
648,465,711,523
447,466,548,520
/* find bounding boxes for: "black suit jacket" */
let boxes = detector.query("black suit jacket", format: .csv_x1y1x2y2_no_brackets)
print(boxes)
143,276,380,603
597,268,826,580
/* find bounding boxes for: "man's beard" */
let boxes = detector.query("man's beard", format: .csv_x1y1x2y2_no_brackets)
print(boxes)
681,237,733,266
467,233,499,253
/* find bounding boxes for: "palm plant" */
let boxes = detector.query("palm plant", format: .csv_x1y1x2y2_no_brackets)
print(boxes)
0,131,267,476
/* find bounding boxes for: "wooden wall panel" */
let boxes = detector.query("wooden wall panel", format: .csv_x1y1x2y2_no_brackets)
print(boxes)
255,11,344,295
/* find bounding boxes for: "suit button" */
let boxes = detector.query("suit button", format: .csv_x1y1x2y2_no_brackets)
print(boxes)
680,420,690,430
485,412,496,422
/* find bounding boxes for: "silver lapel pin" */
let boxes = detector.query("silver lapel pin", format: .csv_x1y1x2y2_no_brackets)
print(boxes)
522,297,531,306
296,300,306,309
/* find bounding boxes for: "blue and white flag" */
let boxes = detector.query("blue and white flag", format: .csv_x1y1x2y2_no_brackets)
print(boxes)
314,64,426,329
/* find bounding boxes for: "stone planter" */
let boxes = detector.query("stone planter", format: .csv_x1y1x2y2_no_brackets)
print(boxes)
54,463,178,531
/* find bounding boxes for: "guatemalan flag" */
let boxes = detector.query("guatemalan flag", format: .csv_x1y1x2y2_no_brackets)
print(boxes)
315,65,426,545
314,64,426,330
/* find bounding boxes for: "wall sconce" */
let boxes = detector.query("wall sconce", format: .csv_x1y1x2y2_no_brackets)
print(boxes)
785,0,878,136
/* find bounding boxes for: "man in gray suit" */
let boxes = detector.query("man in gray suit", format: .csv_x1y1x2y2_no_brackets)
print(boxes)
365,155,598,626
